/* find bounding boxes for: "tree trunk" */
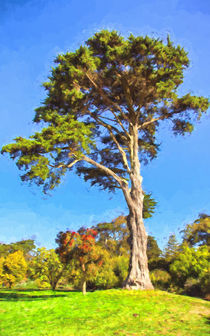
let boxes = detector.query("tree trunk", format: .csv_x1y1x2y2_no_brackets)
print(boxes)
81,263,86,295
123,125,154,290
82,280,86,295
51,282,57,291
123,206,153,290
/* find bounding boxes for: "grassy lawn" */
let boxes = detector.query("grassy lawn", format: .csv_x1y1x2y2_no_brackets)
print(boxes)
0,289,209,336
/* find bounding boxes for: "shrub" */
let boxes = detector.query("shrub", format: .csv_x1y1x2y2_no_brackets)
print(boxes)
170,245,209,287
150,269,171,290
184,277,203,297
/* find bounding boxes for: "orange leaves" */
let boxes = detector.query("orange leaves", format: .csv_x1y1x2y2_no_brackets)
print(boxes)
56,227,98,263
56,227,103,272
98,260,103,267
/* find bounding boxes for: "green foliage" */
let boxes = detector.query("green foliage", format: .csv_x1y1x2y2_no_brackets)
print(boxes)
89,261,119,289
93,216,129,255
0,239,36,259
0,251,27,288
89,254,129,290
163,234,180,262
113,255,129,286
143,193,157,219
1,30,209,193
2,118,93,193
181,213,210,247
147,235,162,261
29,248,66,290
93,215,161,259
14,279,39,290
150,269,171,290
170,245,210,288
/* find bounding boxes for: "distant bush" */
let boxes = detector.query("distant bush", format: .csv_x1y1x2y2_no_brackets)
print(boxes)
88,265,119,289
170,245,209,286
150,269,171,290
14,280,39,290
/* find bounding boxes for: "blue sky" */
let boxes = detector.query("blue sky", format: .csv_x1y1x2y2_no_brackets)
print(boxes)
0,0,209,250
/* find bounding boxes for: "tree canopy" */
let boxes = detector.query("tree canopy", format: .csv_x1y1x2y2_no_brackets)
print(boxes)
0,239,36,259
2,30,209,289
181,214,210,247
2,30,208,193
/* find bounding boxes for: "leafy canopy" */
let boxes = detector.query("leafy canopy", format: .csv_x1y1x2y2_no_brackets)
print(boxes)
0,251,27,288
0,239,36,259
1,30,209,193
29,248,66,290
181,213,210,247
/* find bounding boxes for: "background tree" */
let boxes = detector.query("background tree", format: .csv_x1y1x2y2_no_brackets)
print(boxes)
93,216,129,256
90,216,162,289
56,228,104,294
170,245,209,296
147,235,162,261
163,234,180,263
0,239,36,260
0,251,27,288
29,248,67,290
2,30,209,289
181,214,210,247
93,194,156,256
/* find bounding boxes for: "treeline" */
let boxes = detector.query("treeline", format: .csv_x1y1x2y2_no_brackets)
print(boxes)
0,214,209,297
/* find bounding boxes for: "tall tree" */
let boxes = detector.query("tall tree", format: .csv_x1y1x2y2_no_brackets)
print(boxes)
163,234,180,262
2,30,209,289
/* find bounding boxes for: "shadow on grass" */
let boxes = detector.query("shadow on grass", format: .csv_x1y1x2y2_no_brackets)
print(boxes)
204,316,210,325
0,291,68,301
13,288,79,293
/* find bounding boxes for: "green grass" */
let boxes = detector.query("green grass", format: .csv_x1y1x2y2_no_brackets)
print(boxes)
0,289,209,336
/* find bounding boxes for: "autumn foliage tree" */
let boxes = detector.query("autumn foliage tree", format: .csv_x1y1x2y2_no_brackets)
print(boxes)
56,228,104,294
0,251,27,288
2,30,209,290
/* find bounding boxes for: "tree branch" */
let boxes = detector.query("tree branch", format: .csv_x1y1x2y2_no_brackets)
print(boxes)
49,159,80,169
117,73,137,123
82,155,127,187
138,116,163,129
89,113,131,174
138,106,187,130
85,71,131,138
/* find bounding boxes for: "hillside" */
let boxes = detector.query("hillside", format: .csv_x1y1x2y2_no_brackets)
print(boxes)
0,289,209,335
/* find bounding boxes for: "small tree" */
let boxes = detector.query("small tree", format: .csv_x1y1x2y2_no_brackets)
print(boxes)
2,30,209,289
29,248,67,290
56,228,104,294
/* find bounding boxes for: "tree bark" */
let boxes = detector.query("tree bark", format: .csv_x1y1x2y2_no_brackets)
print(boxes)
81,263,86,295
123,206,154,290
123,125,153,290
82,280,86,295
